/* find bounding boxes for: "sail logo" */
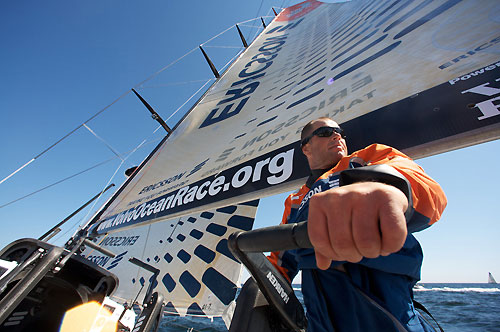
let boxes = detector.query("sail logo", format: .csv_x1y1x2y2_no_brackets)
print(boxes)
275,0,323,22
199,35,289,128
108,251,128,270
440,36,500,70
86,255,111,267
449,62,500,86
100,236,139,247
299,186,323,210
138,172,186,195
459,71,500,121
97,147,297,233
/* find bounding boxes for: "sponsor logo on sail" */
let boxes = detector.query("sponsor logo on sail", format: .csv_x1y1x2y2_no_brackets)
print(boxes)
97,147,296,232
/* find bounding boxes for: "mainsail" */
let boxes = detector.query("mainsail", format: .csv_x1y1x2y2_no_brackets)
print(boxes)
80,0,500,320
488,272,497,284
83,202,258,317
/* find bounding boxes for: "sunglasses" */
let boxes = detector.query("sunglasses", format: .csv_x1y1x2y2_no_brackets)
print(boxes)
301,126,346,146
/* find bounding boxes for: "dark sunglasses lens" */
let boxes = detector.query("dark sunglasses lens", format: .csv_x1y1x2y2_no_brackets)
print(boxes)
315,127,343,138
303,126,344,145
316,127,335,137
331,127,345,138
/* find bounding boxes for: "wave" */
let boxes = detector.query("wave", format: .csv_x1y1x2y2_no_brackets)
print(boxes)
414,286,500,293
292,284,500,294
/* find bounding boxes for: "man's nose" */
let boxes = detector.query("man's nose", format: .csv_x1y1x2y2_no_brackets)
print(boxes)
330,131,342,140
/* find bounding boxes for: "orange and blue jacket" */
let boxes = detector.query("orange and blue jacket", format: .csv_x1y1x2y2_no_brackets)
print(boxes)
267,144,447,331
268,143,446,282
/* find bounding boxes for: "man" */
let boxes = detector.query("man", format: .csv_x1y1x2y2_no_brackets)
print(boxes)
268,117,447,331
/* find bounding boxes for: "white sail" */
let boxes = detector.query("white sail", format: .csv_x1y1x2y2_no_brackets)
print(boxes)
92,0,500,235
488,272,497,284
82,0,500,319
81,201,258,317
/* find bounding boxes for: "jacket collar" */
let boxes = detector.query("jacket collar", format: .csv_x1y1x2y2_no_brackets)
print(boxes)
305,167,331,188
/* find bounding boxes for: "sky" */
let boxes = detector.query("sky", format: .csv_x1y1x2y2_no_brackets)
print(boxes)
0,0,499,284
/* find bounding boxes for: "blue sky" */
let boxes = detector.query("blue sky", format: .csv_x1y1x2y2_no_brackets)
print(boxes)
1,0,499,283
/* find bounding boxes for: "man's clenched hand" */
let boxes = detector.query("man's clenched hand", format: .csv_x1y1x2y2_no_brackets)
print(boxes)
308,182,408,269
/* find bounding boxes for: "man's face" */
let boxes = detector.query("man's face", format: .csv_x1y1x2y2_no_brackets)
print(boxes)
301,119,348,169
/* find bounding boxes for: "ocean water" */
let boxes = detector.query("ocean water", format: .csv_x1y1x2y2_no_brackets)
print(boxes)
413,283,500,332
157,283,500,332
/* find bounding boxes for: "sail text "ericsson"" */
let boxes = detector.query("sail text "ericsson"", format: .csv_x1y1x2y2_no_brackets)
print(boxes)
199,33,293,128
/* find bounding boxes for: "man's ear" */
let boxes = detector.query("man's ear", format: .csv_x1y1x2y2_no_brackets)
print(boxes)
301,143,310,158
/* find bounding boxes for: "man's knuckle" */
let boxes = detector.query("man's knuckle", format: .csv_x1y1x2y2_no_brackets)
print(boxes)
334,239,352,252
356,238,378,252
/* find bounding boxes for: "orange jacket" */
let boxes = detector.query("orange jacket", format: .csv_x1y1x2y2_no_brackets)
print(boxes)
268,143,447,282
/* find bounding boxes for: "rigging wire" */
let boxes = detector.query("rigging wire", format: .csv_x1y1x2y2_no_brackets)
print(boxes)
158,50,241,124
0,89,130,186
0,46,203,186
51,153,129,244
1,14,272,202
0,158,117,210
83,124,124,161
249,12,276,42
70,156,128,238
57,70,236,278
78,136,143,222
63,128,160,243
240,0,264,42
1,17,257,186
202,45,243,49
246,0,265,42
236,23,267,28
280,0,289,13
0,137,162,210
140,79,213,88
132,46,200,90
50,214,88,245
164,79,214,123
